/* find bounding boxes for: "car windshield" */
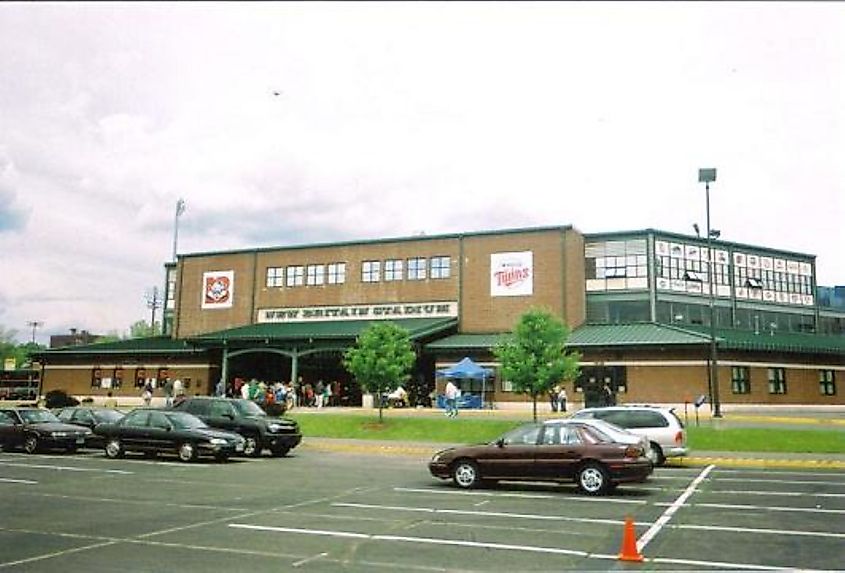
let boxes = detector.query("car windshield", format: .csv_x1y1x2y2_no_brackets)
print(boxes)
232,399,266,417
19,410,61,424
167,412,208,430
93,409,124,423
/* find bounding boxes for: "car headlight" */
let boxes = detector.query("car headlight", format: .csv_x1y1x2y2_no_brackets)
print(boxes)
209,438,228,445
267,423,288,432
431,451,446,463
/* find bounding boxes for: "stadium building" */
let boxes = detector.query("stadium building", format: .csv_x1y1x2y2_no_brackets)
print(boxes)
37,225,845,409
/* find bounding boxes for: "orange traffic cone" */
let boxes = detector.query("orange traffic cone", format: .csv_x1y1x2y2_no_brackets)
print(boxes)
618,515,644,562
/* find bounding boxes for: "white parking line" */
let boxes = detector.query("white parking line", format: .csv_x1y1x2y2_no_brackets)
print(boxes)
332,502,627,526
708,489,845,498
714,468,845,478
0,477,37,484
0,461,132,474
637,464,714,552
393,487,647,504
712,477,845,487
675,523,845,539
656,501,845,515
228,523,590,557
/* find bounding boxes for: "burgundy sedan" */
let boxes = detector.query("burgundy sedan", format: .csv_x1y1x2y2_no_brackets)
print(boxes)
428,419,653,495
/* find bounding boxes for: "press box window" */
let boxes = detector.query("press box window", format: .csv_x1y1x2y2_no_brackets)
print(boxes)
362,261,380,283
286,266,304,287
407,257,427,280
306,264,325,286
431,256,451,279
327,263,346,285
384,259,403,281
266,267,285,288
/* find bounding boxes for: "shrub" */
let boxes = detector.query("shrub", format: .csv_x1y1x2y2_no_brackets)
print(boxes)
45,389,80,409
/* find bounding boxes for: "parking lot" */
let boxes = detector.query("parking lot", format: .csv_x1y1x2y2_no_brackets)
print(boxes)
1,444,843,571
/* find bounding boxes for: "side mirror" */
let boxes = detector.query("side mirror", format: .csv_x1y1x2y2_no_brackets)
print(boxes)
496,438,505,448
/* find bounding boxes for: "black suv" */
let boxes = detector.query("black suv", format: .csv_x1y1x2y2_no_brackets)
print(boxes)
172,397,301,457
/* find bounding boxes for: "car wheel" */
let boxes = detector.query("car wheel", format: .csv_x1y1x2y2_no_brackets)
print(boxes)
452,459,480,489
23,435,39,454
105,438,124,459
177,442,198,462
270,445,290,457
243,436,261,457
649,442,666,466
577,462,610,495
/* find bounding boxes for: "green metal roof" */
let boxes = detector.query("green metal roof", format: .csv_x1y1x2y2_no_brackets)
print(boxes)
37,336,202,356
188,318,457,345
681,325,845,355
427,322,845,356
568,323,710,347
425,333,507,351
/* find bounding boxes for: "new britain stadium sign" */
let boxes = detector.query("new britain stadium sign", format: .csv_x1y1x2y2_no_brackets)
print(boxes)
258,301,459,323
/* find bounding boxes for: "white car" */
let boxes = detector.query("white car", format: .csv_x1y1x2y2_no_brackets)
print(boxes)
570,406,688,465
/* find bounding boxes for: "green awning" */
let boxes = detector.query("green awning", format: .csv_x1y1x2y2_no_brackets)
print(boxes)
681,325,845,355
188,317,458,346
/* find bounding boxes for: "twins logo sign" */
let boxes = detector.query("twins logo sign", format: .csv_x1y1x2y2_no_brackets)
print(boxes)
490,251,533,297
202,271,234,309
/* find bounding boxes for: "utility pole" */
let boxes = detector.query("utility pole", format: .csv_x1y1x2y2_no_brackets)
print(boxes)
144,287,162,336
26,321,43,345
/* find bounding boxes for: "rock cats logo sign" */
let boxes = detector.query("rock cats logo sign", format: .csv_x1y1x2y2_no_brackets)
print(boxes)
490,251,533,297
202,271,234,309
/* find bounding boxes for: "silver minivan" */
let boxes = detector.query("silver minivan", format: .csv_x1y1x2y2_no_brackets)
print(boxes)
570,406,688,465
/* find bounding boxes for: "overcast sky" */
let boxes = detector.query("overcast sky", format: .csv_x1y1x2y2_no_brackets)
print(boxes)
1,2,843,344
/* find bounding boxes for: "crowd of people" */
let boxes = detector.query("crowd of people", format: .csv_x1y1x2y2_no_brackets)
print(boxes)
220,377,346,411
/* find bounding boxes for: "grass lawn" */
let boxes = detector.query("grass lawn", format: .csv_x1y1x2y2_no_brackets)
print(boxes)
289,412,845,454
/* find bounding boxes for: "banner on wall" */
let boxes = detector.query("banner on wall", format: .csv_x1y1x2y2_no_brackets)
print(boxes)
490,251,533,297
202,271,234,309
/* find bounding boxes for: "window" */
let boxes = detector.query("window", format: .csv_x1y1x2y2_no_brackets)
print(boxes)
266,267,284,288
306,264,325,286
327,262,346,285
384,259,403,281
286,266,304,287
407,257,427,280
731,366,750,394
767,368,787,395
431,256,451,279
362,261,380,283
819,370,836,396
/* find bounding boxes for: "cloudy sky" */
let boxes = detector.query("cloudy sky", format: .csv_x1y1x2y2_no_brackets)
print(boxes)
1,2,843,344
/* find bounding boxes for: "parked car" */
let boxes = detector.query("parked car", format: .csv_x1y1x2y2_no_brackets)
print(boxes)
0,407,92,453
55,407,125,448
428,419,653,495
570,405,688,465
94,408,245,462
172,396,301,457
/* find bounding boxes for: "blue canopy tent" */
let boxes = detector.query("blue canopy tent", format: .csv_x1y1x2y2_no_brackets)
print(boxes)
436,357,494,409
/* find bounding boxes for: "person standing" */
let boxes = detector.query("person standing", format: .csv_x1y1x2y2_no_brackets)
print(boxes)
163,378,174,407
558,387,568,412
141,382,153,407
444,380,459,418
315,380,325,409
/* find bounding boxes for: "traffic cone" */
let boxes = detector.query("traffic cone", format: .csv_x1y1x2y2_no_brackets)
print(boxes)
617,515,644,562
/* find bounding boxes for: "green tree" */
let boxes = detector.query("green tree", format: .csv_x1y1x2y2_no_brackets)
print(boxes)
343,322,416,422
128,320,158,338
494,308,581,422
